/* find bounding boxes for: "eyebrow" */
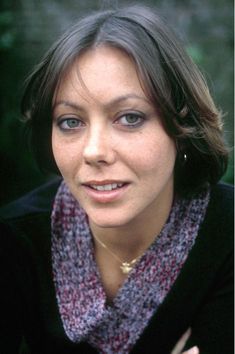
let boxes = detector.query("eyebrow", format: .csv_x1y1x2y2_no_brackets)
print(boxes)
53,94,151,111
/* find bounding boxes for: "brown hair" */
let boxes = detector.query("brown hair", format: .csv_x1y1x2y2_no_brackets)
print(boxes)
21,4,228,196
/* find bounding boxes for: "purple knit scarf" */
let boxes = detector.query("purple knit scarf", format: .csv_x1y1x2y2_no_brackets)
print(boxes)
51,181,210,353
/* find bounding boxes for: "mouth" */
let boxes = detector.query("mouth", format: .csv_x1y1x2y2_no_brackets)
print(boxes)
81,180,129,203
87,182,125,191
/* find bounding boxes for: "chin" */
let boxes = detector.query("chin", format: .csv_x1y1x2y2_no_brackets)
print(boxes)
88,212,133,229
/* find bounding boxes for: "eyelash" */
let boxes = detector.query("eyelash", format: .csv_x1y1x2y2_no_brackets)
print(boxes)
56,112,146,131
57,117,84,131
115,113,146,128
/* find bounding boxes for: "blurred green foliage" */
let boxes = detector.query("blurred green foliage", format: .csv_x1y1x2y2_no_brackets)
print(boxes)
0,11,15,48
186,46,203,64
0,0,233,205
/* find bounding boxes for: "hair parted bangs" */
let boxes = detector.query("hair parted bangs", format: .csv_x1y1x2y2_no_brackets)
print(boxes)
21,4,228,197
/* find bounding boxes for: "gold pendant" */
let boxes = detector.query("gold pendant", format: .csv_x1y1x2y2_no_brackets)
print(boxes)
120,262,133,274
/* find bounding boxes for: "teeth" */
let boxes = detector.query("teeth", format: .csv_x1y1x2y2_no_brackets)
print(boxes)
91,183,123,191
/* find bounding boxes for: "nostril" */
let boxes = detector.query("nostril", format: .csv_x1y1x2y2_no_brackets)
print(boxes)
83,140,116,166
85,158,108,165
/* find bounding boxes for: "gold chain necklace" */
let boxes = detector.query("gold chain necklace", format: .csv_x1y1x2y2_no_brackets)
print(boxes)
93,234,141,274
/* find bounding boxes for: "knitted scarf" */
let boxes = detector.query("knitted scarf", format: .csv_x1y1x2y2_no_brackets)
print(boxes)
51,181,210,354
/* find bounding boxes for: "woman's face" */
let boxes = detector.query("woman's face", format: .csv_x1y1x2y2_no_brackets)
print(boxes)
52,46,176,229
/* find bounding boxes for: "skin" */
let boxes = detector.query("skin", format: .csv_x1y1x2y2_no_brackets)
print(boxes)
52,46,176,295
52,45,199,354
171,329,199,354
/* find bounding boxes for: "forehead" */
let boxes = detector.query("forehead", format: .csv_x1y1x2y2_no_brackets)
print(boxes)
54,46,148,106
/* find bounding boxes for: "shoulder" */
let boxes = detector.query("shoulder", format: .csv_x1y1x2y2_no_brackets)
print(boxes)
206,182,233,232
0,177,61,247
0,176,61,221
193,182,234,267
209,182,233,209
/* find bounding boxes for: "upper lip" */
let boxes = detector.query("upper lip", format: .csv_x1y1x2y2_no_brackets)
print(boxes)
82,180,128,186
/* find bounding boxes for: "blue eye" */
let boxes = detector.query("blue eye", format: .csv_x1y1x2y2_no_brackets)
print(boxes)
58,118,84,130
118,113,145,127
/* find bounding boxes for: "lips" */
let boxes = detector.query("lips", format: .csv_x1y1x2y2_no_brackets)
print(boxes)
89,183,124,191
83,180,127,190
81,180,129,203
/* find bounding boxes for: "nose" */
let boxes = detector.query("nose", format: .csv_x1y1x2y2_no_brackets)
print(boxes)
83,123,115,166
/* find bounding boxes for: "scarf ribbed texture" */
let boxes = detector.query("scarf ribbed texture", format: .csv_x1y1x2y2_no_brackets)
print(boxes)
51,181,209,353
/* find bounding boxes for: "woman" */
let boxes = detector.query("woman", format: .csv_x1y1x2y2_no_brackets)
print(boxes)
0,4,233,354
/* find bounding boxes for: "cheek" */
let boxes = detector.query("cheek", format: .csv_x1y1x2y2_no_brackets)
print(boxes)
52,135,81,175
154,138,176,167
125,133,176,175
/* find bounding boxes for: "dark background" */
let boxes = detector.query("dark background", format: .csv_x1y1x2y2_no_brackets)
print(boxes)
0,0,233,206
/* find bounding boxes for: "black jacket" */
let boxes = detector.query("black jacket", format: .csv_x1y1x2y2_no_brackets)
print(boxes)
0,179,233,354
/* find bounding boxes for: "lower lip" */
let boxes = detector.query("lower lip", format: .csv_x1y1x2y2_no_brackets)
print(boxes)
82,184,129,203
